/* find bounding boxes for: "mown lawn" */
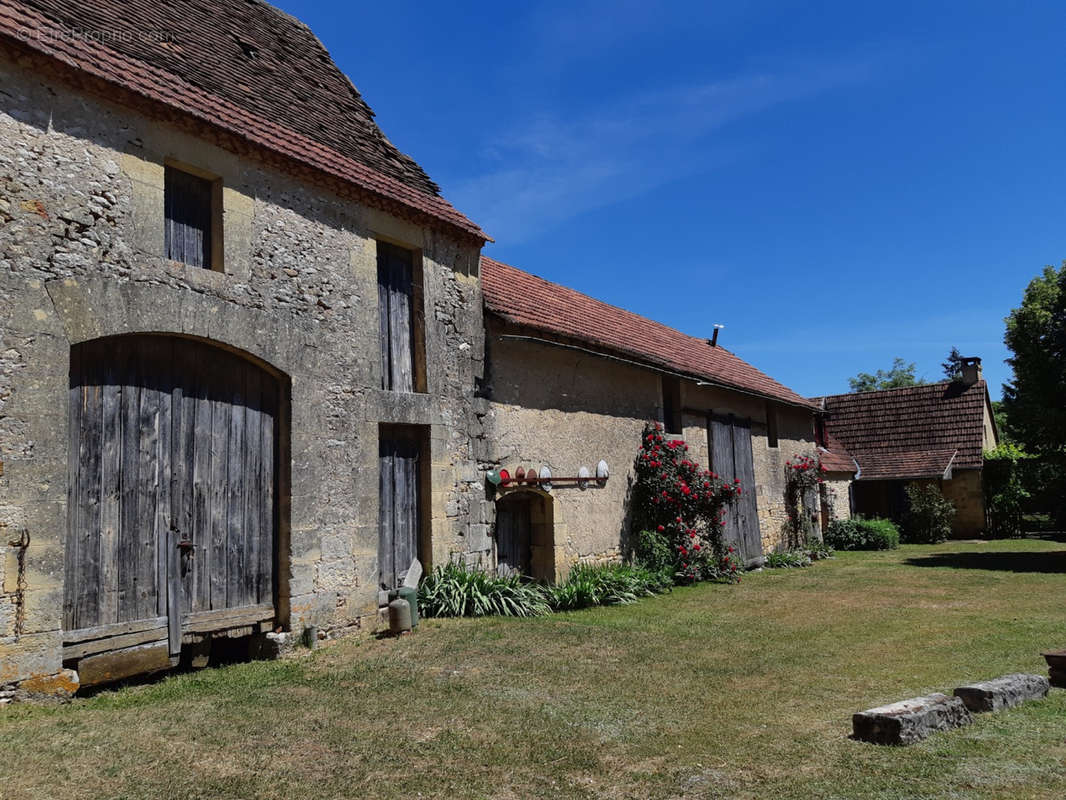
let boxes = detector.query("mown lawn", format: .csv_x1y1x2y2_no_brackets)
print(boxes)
3,539,1065,800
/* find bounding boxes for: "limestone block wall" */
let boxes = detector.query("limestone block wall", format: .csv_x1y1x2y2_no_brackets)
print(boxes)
485,326,820,572
681,384,819,553
485,331,659,578
941,469,986,537
821,475,854,523
0,56,486,689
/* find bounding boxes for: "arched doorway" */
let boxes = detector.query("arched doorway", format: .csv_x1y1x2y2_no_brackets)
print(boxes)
65,335,282,659
494,491,554,581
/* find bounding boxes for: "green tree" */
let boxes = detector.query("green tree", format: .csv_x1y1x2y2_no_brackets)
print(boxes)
1002,262,1066,458
942,346,964,381
848,358,924,393
991,400,1011,443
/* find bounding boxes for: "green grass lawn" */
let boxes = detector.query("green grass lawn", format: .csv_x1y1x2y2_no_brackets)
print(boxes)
3,539,1066,800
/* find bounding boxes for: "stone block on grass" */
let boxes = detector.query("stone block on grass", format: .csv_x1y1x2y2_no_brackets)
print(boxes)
853,693,971,745
954,673,1050,712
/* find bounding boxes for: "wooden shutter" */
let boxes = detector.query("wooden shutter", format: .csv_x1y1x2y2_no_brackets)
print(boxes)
377,243,415,392
379,428,421,588
164,166,213,269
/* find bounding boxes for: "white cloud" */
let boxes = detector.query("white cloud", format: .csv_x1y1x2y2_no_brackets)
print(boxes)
446,57,878,243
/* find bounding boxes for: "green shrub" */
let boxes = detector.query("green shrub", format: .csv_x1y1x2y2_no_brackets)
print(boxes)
418,561,551,618
824,517,900,550
764,550,811,569
902,483,955,544
547,563,671,611
983,444,1030,538
633,528,674,574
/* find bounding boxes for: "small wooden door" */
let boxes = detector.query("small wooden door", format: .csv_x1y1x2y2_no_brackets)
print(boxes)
709,414,762,566
379,427,422,589
65,336,278,652
495,494,533,577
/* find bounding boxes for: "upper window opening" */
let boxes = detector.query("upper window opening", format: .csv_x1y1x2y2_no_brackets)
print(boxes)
662,376,682,435
378,242,426,392
164,165,220,270
767,402,780,448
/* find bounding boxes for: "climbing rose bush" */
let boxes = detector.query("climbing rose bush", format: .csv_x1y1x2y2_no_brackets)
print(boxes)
784,454,825,549
632,422,742,583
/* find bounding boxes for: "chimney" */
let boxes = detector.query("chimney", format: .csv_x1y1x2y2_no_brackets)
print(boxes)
960,356,982,386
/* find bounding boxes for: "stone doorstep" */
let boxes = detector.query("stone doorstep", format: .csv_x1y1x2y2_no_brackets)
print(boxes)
954,673,1050,713
853,693,972,746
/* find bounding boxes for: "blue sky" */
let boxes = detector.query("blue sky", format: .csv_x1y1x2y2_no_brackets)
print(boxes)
277,0,1066,398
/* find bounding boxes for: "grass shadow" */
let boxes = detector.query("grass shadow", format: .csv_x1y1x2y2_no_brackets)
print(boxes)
905,550,1066,573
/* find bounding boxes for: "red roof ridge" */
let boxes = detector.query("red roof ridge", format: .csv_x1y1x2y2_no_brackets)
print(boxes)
481,255,817,410
479,256,739,355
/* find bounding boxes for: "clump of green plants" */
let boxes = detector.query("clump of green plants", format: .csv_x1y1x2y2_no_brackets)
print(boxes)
547,563,671,611
983,443,1030,538
824,517,900,550
902,483,955,544
631,422,742,583
764,550,812,569
418,561,551,618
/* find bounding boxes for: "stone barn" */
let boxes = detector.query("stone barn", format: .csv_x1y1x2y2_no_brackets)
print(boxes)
479,257,823,577
813,358,998,537
0,0,493,695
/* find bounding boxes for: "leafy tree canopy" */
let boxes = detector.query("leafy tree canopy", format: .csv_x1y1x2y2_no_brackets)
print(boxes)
1002,261,1066,458
848,357,924,393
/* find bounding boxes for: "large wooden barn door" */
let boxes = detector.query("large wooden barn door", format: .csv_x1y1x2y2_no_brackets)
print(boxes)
379,427,421,590
65,336,278,656
709,415,762,566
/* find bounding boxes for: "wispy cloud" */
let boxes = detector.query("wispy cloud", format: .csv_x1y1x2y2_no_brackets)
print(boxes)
446,58,878,243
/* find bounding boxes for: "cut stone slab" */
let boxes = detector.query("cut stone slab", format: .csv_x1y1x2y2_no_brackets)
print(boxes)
954,673,1050,712
853,693,972,745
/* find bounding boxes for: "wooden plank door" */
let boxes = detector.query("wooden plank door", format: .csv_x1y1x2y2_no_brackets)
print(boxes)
708,414,762,566
379,427,421,589
65,336,278,652
494,495,532,578
730,417,763,563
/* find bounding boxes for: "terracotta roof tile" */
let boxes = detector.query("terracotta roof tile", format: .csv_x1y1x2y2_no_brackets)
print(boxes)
0,0,487,240
818,432,857,474
482,256,817,410
855,448,958,480
813,381,989,480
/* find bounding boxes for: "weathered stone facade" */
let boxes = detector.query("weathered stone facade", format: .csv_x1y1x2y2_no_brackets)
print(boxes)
484,322,820,575
936,469,985,537
0,56,488,689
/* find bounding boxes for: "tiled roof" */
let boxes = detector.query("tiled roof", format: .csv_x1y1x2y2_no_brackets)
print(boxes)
813,381,989,480
857,448,958,480
0,0,487,241
818,432,857,474
481,256,818,410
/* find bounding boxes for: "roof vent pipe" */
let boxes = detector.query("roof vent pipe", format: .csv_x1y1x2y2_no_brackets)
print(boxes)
709,324,724,348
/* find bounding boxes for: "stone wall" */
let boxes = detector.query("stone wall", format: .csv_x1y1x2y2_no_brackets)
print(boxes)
484,324,820,573
941,469,985,538
681,384,819,553
0,56,486,689
821,475,854,523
